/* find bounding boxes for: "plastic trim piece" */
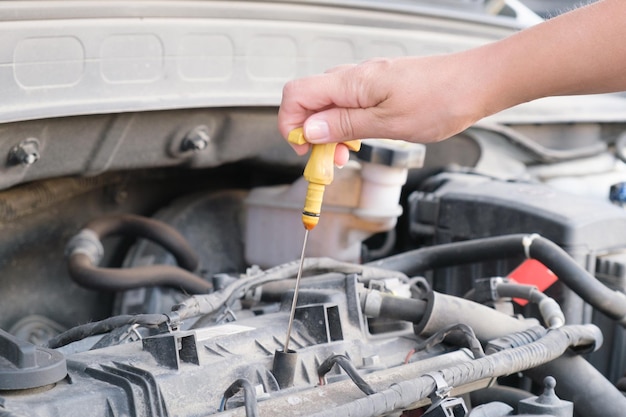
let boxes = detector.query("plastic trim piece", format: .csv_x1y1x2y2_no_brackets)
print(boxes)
0,1,512,124
0,328,67,390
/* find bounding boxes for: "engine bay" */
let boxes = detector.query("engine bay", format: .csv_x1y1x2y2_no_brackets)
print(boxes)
1,2,626,416
1,108,626,417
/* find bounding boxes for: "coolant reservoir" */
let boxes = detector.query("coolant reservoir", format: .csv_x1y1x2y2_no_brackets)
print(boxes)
245,140,425,267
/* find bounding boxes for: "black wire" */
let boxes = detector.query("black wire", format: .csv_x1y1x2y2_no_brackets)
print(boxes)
221,378,260,417
317,354,376,396
47,314,168,349
414,323,485,359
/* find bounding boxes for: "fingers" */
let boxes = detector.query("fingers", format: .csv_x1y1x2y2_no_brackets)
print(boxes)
324,63,356,74
278,64,377,141
286,139,349,168
334,143,350,167
279,53,487,153
290,141,310,156
304,106,390,144
278,73,343,140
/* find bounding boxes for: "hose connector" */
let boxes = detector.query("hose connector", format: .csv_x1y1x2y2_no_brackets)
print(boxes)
65,229,104,265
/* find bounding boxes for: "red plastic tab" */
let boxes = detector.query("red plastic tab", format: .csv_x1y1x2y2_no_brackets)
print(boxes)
508,259,558,306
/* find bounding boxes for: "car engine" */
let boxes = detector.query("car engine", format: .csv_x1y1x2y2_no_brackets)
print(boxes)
1,2,625,417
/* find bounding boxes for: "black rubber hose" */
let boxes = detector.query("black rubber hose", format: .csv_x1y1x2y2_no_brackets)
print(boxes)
68,253,212,293
66,214,212,293
82,213,199,271
359,289,427,323
379,295,426,323
414,292,533,342
368,234,626,326
495,282,565,329
222,379,260,417
527,351,626,417
47,313,168,349
495,283,546,304
317,354,376,396
527,237,626,323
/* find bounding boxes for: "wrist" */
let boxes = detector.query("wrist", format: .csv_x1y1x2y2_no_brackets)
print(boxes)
458,42,519,123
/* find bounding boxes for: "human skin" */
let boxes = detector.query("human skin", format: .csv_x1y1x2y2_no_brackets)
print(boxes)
278,0,626,165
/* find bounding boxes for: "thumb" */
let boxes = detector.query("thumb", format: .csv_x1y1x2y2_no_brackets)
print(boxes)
304,107,386,144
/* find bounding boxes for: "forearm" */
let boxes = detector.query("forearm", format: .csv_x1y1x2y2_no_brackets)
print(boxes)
278,0,626,147
474,0,626,117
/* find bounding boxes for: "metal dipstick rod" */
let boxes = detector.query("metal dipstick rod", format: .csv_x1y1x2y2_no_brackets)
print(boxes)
283,229,309,352
283,128,361,353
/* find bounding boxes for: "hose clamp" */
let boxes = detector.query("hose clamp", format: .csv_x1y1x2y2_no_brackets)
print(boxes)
65,229,104,265
522,233,541,259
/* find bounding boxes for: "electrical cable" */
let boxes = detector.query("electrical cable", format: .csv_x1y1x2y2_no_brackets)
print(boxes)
220,378,260,417
47,314,168,349
367,233,626,327
317,354,376,396
411,323,485,359
306,325,615,417
50,259,406,349
173,257,407,321
66,213,212,293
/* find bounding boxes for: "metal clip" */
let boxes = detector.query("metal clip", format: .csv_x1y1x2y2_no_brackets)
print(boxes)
216,307,238,324
522,233,541,259
424,371,451,400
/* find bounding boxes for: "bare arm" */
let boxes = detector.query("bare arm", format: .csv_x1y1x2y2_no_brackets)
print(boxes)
278,0,626,159
480,0,626,116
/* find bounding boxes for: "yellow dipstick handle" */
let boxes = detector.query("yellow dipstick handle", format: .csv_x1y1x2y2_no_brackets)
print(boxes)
288,128,361,230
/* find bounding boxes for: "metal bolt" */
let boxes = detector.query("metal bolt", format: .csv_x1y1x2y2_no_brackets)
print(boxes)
9,138,40,166
180,126,210,152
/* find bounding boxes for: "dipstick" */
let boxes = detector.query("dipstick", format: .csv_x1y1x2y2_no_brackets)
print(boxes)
282,128,360,352
283,229,309,352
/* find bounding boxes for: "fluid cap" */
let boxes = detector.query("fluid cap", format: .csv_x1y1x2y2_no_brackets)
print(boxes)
518,376,573,417
356,139,425,168
0,328,67,390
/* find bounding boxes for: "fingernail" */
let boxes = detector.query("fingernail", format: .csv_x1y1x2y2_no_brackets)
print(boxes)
305,119,330,142
336,163,345,170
